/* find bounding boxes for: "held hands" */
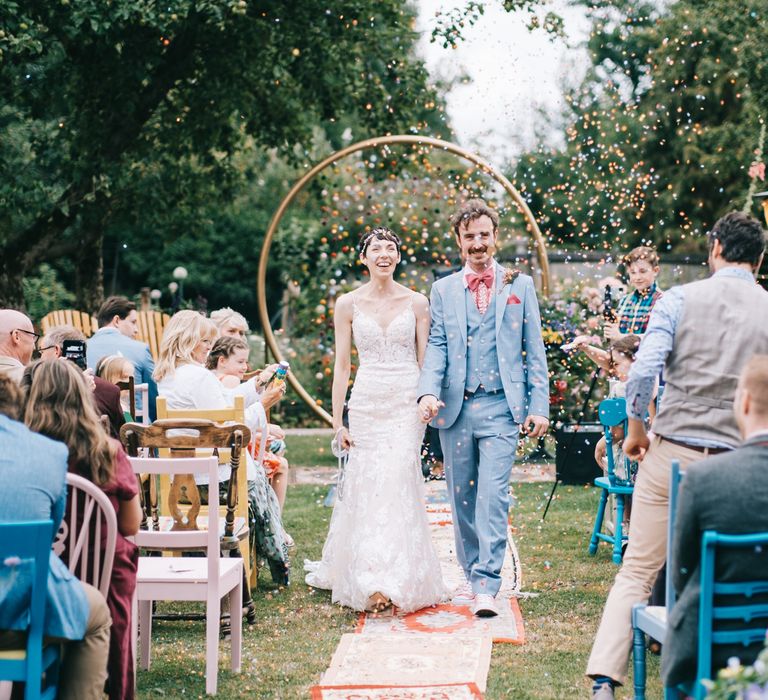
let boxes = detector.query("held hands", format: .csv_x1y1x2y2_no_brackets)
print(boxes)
521,414,549,438
418,395,444,423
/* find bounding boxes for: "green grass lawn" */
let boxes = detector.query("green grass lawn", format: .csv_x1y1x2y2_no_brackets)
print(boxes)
284,432,558,468
136,482,661,699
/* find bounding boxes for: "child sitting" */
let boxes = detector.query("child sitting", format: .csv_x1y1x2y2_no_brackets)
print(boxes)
96,355,136,421
569,334,648,481
206,337,293,536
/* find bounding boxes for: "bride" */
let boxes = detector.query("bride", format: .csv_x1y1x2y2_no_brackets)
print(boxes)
305,226,446,613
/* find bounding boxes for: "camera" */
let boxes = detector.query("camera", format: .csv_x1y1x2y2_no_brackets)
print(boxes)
62,339,87,371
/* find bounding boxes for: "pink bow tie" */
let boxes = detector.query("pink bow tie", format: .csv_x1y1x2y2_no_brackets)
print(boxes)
466,268,494,292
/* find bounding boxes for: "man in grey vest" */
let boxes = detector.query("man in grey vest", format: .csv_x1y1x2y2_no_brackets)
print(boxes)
418,199,550,617
588,211,768,698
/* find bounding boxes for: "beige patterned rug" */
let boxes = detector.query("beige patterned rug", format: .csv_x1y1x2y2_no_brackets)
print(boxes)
321,634,493,691
310,682,484,699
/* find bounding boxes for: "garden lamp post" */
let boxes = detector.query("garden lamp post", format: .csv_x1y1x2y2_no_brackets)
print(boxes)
172,266,188,306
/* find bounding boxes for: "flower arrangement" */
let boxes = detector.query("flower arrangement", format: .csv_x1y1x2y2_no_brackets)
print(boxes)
702,634,768,699
539,277,615,424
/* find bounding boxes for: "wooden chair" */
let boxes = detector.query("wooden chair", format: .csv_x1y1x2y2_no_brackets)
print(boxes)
0,520,60,700
125,453,243,695
117,376,137,421
588,398,635,564
155,396,256,588
135,310,169,362
631,460,684,700
53,473,118,599
39,309,98,337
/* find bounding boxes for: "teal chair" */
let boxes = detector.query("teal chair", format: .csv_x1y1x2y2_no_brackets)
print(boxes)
674,530,768,699
589,398,635,564
0,520,60,699
631,460,683,700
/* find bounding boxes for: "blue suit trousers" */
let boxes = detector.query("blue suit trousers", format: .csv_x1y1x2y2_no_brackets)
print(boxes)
439,388,519,597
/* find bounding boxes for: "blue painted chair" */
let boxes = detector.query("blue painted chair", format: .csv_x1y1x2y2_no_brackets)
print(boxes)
588,398,635,564
631,460,683,700
0,520,60,700
672,530,768,699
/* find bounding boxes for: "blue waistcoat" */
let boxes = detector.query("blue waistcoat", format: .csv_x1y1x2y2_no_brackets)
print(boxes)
465,288,503,393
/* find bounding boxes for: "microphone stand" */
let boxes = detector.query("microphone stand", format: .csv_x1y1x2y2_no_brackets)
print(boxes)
541,367,601,521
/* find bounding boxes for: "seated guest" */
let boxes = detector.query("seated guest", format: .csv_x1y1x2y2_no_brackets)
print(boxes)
210,307,249,339
206,337,291,514
663,354,768,687
0,309,37,382
24,360,141,700
39,325,125,439
87,296,158,421
154,310,290,585
0,375,111,700
95,355,136,420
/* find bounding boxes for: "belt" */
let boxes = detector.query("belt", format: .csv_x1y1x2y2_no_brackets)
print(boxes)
464,386,504,398
659,436,732,455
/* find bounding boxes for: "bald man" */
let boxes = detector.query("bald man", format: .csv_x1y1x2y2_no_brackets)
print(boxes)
0,310,38,382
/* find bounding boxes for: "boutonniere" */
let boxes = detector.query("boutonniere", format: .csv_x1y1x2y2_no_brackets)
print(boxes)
498,267,521,294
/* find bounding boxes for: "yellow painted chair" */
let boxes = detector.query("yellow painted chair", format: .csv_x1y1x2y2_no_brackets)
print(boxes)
135,310,170,361
155,396,258,589
39,309,99,336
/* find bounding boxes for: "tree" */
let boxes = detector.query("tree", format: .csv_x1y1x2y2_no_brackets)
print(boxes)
0,0,444,309
511,0,768,255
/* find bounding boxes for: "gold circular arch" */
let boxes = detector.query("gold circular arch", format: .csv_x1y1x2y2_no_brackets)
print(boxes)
257,134,551,424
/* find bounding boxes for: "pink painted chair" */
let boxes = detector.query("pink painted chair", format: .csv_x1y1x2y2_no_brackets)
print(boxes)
126,453,243,696
53,472,118,598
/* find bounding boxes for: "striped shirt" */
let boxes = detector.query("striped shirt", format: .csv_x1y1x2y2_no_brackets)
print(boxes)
616,282,663,335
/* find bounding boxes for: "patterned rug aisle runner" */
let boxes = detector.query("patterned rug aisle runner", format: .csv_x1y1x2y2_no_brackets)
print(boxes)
310,482,525,699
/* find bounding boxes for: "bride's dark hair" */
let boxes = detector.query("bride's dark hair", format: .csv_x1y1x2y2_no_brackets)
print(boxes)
359,226,402,257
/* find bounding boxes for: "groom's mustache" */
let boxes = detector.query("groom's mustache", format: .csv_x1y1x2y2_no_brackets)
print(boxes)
468,247,488,254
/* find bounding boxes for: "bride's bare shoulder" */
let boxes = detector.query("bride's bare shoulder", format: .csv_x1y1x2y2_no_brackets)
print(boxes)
407,289,429,312
334,292,355,317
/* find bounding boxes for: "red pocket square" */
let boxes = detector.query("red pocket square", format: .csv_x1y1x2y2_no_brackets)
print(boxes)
507,294,521,305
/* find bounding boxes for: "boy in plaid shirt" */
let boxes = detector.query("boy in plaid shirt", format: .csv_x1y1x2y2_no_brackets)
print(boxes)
605,246,662,340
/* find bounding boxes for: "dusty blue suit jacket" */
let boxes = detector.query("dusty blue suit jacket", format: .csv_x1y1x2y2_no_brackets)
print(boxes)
417,267,550,430
87,326,158,421
0,416,88,640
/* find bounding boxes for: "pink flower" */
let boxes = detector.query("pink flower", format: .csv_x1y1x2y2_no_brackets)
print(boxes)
748,162,765,181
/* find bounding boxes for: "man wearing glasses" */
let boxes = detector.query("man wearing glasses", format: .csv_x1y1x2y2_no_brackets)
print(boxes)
0,309,38,382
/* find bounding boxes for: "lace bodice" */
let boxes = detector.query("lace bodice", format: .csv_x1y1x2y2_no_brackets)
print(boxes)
352,299,417,366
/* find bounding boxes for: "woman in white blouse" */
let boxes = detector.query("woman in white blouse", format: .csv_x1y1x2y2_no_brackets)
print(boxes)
154,311,290,586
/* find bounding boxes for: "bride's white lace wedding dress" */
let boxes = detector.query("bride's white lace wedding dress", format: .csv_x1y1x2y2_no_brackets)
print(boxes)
305,297,446,612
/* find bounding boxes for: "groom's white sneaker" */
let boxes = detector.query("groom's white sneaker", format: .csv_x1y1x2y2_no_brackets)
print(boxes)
451,581,475,605
472,593,499,617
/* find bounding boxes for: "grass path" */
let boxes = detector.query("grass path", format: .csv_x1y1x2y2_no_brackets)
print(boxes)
136,482,661,699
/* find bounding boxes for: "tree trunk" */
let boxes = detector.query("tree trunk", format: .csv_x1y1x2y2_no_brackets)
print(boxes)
0,263,27,311
74,233,105,313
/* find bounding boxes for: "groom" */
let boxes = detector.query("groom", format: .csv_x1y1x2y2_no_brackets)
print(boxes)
418,198,550,617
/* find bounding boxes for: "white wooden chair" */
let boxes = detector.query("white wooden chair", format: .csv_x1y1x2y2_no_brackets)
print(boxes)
126,453,243,695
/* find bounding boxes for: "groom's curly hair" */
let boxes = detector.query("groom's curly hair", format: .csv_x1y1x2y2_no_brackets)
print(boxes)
451,198,499,237
358,226,402,257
